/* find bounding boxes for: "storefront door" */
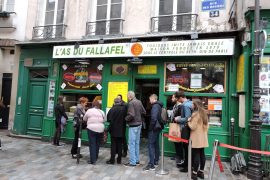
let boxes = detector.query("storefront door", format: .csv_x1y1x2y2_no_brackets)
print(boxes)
135,79,160,138
0,73,12,129
26,69,48,136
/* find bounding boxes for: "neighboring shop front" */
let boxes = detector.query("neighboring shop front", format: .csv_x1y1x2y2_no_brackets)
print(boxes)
13,37,239,159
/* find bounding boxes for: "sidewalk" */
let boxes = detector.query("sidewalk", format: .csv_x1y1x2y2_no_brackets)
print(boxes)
0,130,248,180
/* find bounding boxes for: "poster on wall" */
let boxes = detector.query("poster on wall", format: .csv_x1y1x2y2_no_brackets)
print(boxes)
260,96,270,112
208,99,222,111
190,74,202,88
107,82,128,107
61,63,102,90
47,80,56,117
259,72,270,88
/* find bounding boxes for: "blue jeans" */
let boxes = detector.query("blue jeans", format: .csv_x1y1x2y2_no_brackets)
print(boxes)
148,130,161,166
128,125,142,165
87,129,102,163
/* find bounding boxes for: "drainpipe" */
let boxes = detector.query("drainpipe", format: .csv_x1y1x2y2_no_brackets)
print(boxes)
247,0,263,179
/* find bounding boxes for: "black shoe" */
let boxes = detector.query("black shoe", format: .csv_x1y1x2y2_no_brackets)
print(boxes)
170,157,175,160
124,162,136,167
72,154,83,159
197,171,204,179
87,160,96,165
143,164,155,171
122,151,127,157
136,161,140,165
154,162,159,167
192,172,198,180
106,160,115,165
180,167,188,172
117,158,121,164
176,160,185,168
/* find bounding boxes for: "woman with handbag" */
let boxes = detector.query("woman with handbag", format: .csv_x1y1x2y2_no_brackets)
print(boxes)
53,96,68,146
188,99,209,180
71,97,88,158
83,100,105,165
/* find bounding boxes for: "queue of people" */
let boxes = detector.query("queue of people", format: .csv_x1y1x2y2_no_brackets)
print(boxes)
53,90,208,180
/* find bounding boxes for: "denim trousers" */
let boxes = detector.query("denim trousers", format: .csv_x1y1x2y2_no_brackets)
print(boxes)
128,125,142,165
148,129,161,166
87,129,102,163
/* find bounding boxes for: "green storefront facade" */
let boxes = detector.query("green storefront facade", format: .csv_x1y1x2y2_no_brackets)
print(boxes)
13,33,242,160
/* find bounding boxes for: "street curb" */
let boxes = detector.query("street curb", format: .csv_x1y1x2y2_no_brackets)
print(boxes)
7,131,42,140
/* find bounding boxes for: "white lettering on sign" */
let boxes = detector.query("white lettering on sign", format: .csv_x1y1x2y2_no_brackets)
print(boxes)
53,39,235,58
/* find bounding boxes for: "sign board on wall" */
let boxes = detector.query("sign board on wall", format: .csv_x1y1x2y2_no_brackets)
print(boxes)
107,82,128,108
208,99,222,111
53,39,235,58
138,65,157,74
202,0,225,11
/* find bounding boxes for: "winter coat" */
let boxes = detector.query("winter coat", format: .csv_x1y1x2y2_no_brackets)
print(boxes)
73,104,86,128
54,103,68,127
83,107,105,133
107,103,127,137
188,111,209,148
125,98,146,127
149,101,163,131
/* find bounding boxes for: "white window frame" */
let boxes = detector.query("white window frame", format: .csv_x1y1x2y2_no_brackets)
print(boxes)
152,0,196,32
89,0,124,35
35,0,67,39
0,0,15,12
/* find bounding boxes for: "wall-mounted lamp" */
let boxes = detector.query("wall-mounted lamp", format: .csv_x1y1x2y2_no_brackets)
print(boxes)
190,32,198,40
161,37,168,41
98,38,104,44
131,38,138,43
74,42,80,49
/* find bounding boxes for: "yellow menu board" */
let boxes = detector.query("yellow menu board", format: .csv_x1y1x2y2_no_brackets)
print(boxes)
107,82,128,107
138,65,157,74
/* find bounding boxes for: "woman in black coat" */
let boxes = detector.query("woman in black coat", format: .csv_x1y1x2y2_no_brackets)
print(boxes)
106,98,127,164
53,96,68,146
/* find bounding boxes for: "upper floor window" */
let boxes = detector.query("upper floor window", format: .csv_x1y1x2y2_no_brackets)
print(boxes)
152,0,197,32
87,0,123,36
0,0,15,12
33,0,66,40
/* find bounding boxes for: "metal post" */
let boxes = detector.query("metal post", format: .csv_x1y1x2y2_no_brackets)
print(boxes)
77,114,83,164
209,140,219,180
247,0,263,179
188,139,192,180
230,118,235,157
156,132,169,175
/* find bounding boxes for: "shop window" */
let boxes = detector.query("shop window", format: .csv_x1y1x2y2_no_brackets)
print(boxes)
165,62,226,93
61,93,102,117
166,95,223,127
111,64,128,75
60,61,103,91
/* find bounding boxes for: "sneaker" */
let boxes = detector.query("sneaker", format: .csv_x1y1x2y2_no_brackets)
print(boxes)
197,171,204,179
176,160,185,168
192,172,198,180
124,162,136,167
154,162,159,167
136,161,140,165
170,157,175,160
143,164,155,171
87,160,96,165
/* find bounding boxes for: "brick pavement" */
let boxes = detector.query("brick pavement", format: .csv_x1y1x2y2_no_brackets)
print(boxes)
0,130,249,180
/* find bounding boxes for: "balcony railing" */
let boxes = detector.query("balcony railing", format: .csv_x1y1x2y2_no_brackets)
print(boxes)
151,13,198,33
32,24,67,40
86,19,124,37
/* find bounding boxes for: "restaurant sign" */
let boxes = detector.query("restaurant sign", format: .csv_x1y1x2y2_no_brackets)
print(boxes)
53,39,234,58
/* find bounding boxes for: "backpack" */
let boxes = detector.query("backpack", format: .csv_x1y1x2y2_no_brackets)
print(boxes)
230,151,247,174
160,107,169,124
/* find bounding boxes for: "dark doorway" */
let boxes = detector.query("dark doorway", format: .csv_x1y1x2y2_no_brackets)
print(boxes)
135,79,159,138
0,73,12,129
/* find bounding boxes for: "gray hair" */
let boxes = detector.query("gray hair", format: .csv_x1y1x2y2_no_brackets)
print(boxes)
128,91,135,99
150,94,158,100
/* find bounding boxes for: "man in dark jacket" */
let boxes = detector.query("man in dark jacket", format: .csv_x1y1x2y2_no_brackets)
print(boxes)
143,94,163,171
124,91,146,167
53,96,68,146
106,98,127,164
117,94,128,157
